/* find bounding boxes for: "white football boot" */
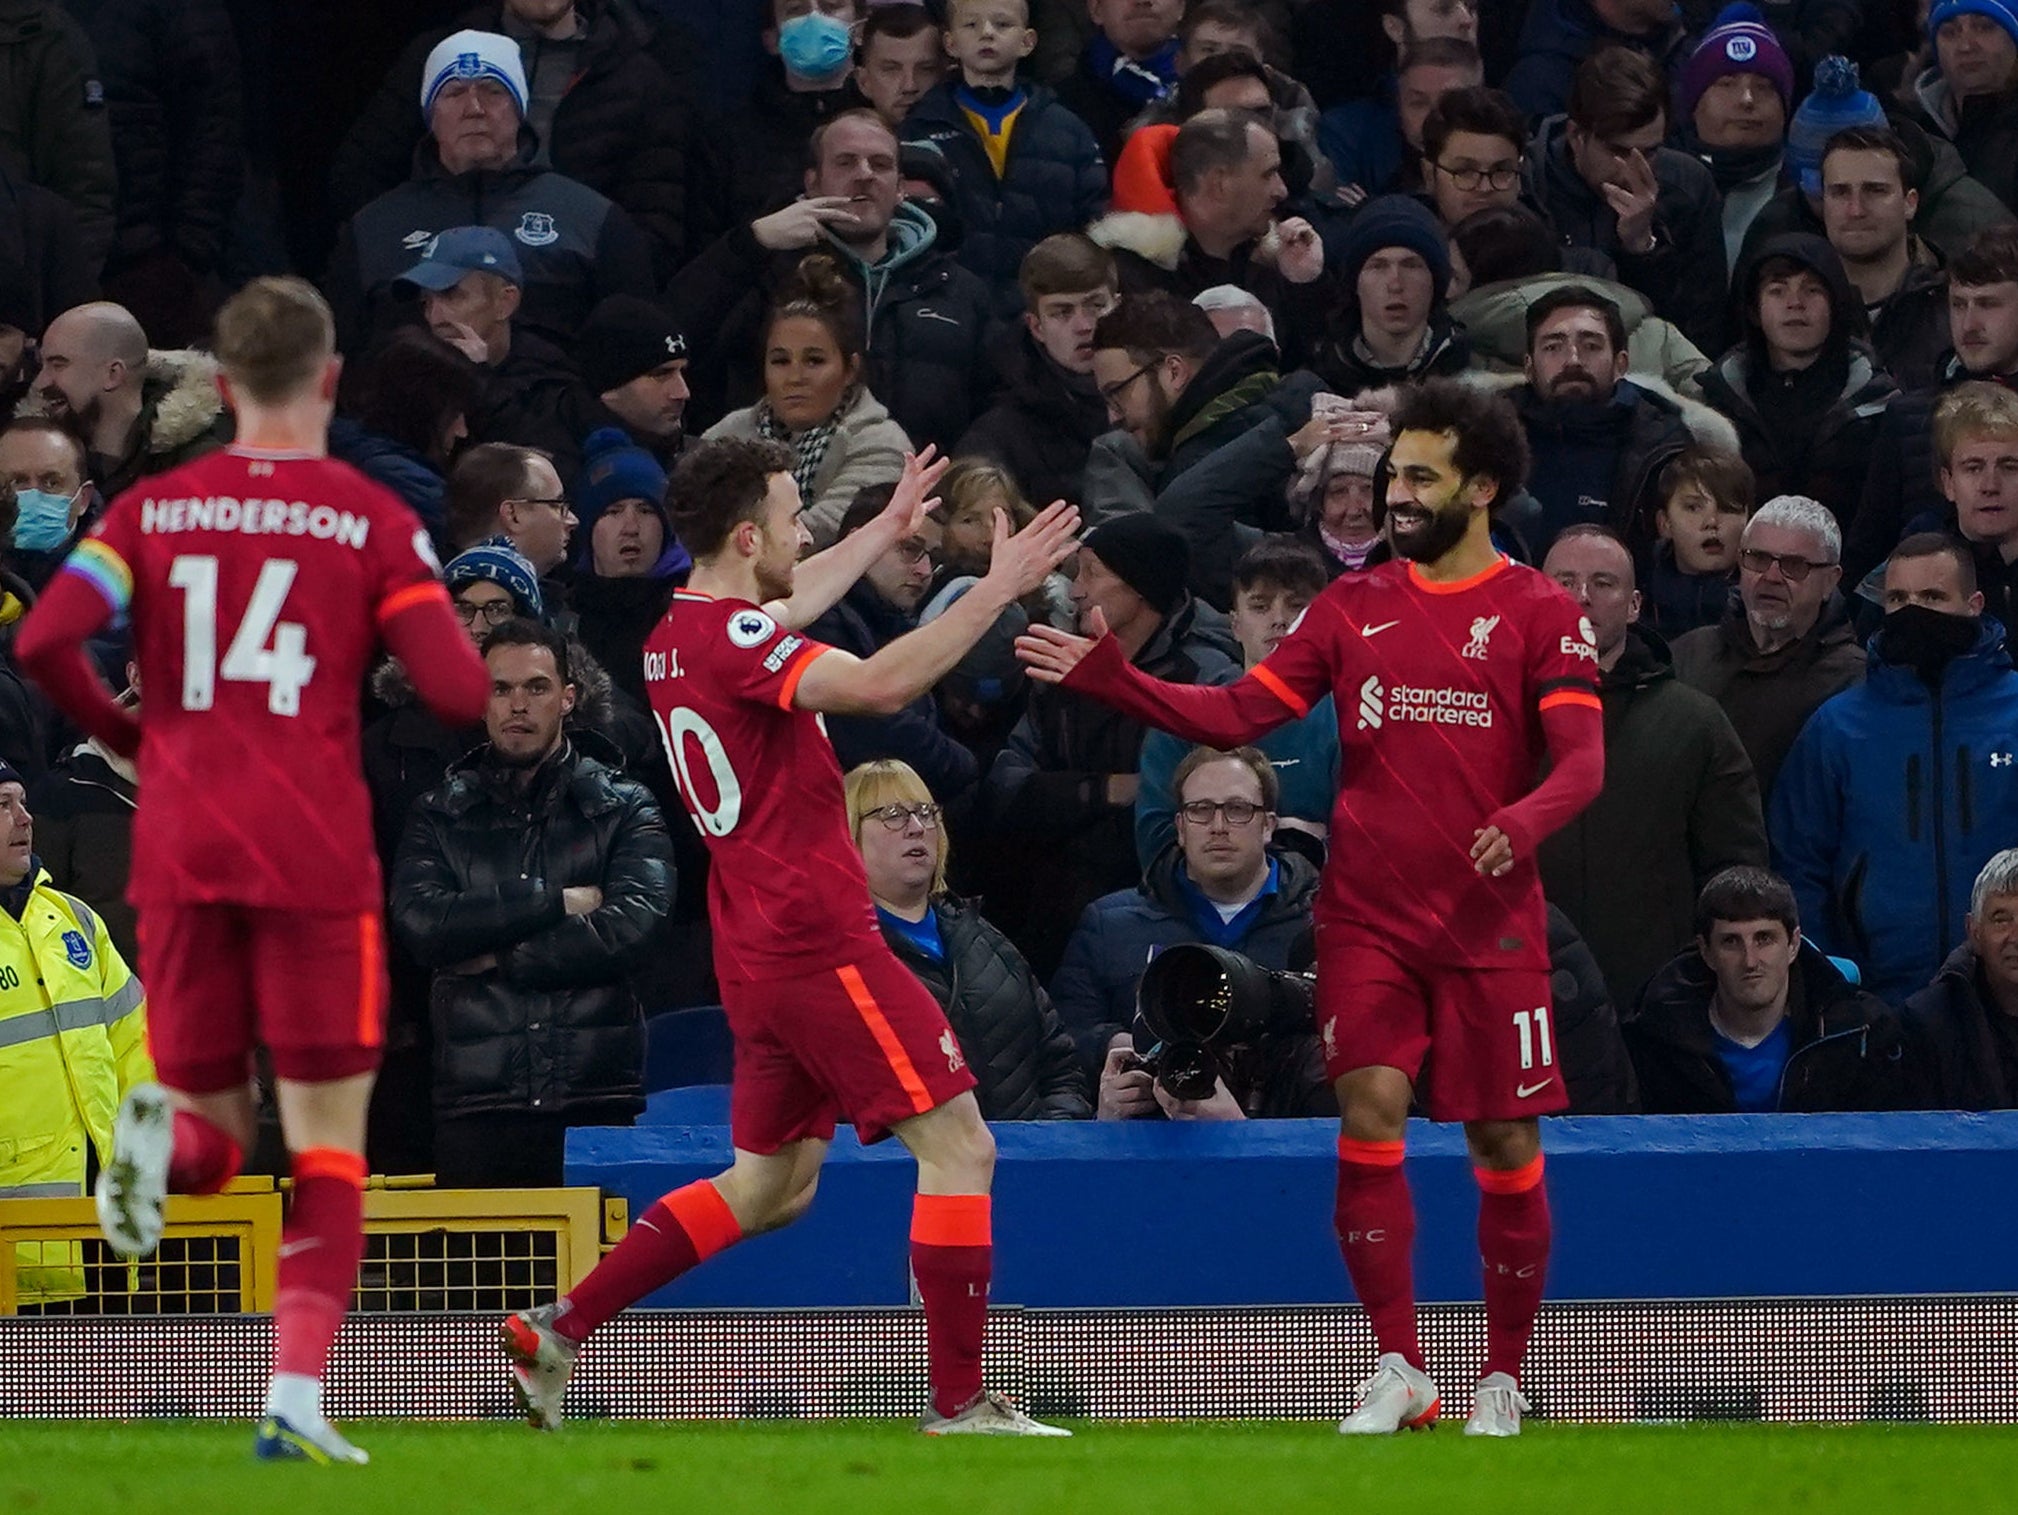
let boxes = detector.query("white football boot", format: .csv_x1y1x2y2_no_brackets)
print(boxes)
1464,1373,1530,1437
921,1391,1072,1437
95,1081,174,1259
501,1304,580,1431
1337,1352,1442,1434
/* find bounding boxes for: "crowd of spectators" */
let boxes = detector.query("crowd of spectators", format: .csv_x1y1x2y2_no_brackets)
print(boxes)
7,0,2018,1188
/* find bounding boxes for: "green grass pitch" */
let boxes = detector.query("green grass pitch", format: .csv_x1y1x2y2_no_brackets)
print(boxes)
5,1420,2017,1515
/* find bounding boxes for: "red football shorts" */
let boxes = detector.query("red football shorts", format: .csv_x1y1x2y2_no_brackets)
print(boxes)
137,904,389,1093
1314,923,1569,1122
723,948,977,1153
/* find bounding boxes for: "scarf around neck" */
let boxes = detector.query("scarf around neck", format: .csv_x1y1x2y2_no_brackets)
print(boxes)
1089,32,1178,105
757,390,852,503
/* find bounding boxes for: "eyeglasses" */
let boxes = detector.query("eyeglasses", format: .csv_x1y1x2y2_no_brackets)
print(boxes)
1098,361,1158,406
1433,162,1520,192
1178,799,1266,827
453,599,517,626
865,802,942,831
895,538,933,565
1737,548,1837,582
512,494,571,513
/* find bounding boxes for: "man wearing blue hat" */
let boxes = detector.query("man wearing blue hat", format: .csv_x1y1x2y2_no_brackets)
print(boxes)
325,28,656,354
399,225,602,476
1916,0,2018,212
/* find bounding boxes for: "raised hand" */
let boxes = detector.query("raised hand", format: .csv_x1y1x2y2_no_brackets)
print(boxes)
1602,149,1661,256
752,196,860,252
985,499,1080,597
879,446,950,538
1276,217,1325,286
1016,605,1108,685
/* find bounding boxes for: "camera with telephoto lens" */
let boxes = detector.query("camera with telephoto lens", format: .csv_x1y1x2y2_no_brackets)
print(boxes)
1132,943,1317,1101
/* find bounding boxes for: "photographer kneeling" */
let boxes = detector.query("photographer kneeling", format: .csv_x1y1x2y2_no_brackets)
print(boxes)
1050,746,1330,1120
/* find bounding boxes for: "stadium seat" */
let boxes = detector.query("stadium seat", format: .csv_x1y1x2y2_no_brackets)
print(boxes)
643,1005,733,1092
641,1082,733,1126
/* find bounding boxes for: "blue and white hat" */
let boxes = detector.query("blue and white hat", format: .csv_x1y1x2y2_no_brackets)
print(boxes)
445,542,544,621
421,30,529,120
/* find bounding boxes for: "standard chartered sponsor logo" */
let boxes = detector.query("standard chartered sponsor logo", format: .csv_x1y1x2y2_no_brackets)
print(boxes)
1356,675,1384,730
1356,674,1494,731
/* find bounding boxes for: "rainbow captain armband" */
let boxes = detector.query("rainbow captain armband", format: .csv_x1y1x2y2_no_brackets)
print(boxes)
65,539,133,616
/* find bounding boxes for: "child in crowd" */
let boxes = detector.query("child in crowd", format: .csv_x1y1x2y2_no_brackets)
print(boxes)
900,0,1108,316
1645,447,1753,637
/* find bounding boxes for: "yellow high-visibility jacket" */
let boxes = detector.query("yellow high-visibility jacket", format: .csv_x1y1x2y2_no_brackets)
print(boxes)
0,868,151,1305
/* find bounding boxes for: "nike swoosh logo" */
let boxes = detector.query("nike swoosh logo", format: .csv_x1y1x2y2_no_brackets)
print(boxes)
1516,1078,1555,1099
1362,620,1400,638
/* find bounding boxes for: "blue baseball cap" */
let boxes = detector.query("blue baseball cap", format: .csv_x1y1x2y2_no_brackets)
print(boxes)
396,226,524,292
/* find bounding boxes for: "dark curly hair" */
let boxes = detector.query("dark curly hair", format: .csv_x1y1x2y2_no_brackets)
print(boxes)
668,436,797,559
1390,378,1530,501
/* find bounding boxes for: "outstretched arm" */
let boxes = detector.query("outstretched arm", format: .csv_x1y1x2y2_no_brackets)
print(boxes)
1016,607,1320,749
793,501,1081,716
765,449,950,630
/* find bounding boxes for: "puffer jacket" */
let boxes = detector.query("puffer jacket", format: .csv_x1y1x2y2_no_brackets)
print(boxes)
0,0,114,270
67,0,240,274
1454,271,1711,395
900,81,1108,317
1900,943,2018,1109
390,730,674,1121
1697,343,1896,534
701,384,911,548
328,417,446,540
1626,938,1912,1112
1048,846,1326,1110
1913,69,2018,215
1771,620,2018,1004
0,867,149,1302
807,579,979,801
328,0,700,273
1538,627,1769,1013
1670,594,1867,797
1504,0,1690,121
325,134,658,352
882,897,1090,1120
1866,250,1952,393
1524,115,1730,355
955,324,1108,509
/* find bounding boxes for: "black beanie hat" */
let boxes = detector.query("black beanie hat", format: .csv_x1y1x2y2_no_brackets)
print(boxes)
576,295,688,396
1080,512,1190,616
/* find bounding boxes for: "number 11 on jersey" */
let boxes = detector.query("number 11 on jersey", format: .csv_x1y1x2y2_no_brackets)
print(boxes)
168,554,318,716
1513,1004,1554,1070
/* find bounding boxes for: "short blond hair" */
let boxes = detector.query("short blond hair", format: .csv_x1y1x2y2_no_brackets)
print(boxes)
935,458,1033,528
211,276,334,405
1934,381,2018,471
843,759,950,897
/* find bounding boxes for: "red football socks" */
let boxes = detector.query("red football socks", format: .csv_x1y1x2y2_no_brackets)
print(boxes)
1476,1155,1551,1382
910,1193,992,1417
553,1180,744,1345
273,1147,366,1380
166,1109,242,1195
1334,1137,1423,1370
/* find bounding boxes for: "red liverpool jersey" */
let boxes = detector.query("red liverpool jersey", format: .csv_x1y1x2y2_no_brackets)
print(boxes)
68,448,448,910
644,589,883,981
1254,556,1598,967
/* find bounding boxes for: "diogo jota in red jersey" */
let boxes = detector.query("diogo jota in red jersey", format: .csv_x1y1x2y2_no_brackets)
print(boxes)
500,438,1082,1438
16,278,488,1466
1018,380,1605,1437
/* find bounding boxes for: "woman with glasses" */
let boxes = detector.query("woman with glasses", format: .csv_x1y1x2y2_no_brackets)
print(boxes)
703,254,912,549
845,759,1090,1121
